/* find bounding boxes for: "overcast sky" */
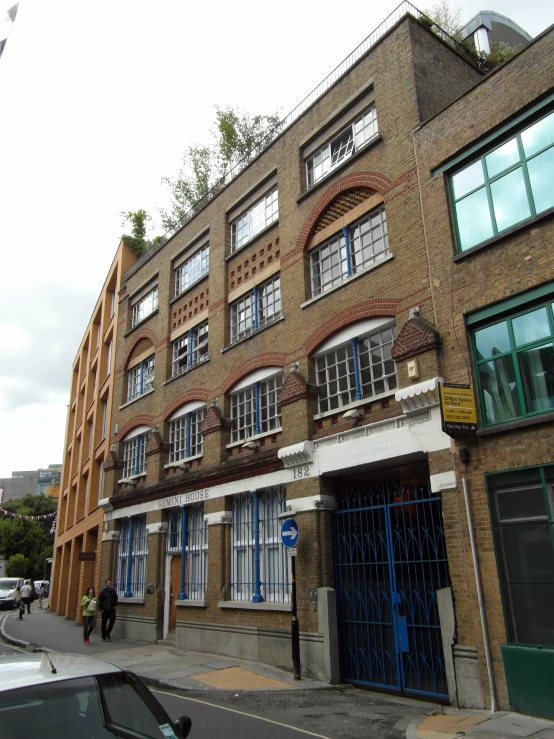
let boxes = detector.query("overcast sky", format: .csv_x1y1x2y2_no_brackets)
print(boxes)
0,0,551,479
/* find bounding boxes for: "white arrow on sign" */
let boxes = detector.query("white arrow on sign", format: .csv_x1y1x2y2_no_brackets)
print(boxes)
283,523,298,539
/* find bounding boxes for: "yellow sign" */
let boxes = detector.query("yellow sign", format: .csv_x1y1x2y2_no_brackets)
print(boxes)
439,383,477,435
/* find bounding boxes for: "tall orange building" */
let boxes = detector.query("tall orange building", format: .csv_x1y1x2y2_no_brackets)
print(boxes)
50,241,137,620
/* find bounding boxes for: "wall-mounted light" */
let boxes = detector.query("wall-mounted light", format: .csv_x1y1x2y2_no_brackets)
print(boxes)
342,408,363,421
242,441,260,452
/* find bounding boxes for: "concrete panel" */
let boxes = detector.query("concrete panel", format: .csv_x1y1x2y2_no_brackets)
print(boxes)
454,645,485,709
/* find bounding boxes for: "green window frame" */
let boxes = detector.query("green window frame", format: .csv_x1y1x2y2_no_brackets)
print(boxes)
450,109,554,252
471,295,554,427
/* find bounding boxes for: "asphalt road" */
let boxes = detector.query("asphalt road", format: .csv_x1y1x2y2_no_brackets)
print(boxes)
154,687,431,739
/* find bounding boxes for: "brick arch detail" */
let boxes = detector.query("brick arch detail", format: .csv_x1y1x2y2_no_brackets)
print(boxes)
296,171,394,255
162,388,210,421
222,352,288,394
304,298,401,356
118,414,156,441
122,328,159,370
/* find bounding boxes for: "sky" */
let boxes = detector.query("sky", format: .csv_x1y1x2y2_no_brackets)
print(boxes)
0,0,552,479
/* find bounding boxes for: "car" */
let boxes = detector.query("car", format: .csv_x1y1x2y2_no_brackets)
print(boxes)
0,651,192,739
0,578,24,609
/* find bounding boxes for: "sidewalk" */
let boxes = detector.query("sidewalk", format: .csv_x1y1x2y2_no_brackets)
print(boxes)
407,708,554,739
0,605,327,692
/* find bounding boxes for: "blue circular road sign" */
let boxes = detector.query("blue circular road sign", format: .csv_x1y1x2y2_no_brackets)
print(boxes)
280,518,299,548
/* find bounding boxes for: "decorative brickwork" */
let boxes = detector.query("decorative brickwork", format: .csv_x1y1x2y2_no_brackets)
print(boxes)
122,328,158,370
314,187,374,233
118,414,156,440
228,237,281,291
279,368,319,407
171,284,210,329
103,448,122,473
221,353,287,393
391,316,440,361
201,403,230,436
145,430,168,456
162,388,210,421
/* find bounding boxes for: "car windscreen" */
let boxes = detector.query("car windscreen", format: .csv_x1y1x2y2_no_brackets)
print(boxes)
0,673,179,739
0,579,18,589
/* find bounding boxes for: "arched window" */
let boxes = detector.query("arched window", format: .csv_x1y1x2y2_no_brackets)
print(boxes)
122,425,151,478
168,401,206,463
229,367,283,443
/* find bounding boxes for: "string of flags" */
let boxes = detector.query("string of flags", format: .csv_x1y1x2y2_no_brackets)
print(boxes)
0,506,57,520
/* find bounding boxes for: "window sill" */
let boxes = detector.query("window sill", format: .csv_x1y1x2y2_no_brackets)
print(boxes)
170,273,209,305
222,315,285,353
476,410,554,437
119,388,155,410
226,428,282,450
164,453,203,470
124,308,159,338
218,600,292,612
119,597,145,604
454,205,554,262
118,473,147,485
176,599,206,608
297,133,383,205
225,219,279,261
163,357,210,387
301,253,394,309
313,389,397,421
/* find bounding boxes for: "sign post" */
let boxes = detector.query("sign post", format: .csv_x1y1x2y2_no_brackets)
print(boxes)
281,517,301,680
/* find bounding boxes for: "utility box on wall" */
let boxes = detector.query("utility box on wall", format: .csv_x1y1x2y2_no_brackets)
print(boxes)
502,644,554,720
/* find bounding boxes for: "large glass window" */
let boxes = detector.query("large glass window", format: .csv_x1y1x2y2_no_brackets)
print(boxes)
472,298,554,426
174,244,209,296
310,206,388,297
315,323,397,413
171,321,208,377
231,487,291,603
306,106,378,188
167,503,207,600
127,357,154,402
488,466,554,646
230,275,281,344
230,371,283,442
451,109,554,252
117,515,148,598
131,287,158,327
122,429,150,478
231,187,278,253
169,404,206,462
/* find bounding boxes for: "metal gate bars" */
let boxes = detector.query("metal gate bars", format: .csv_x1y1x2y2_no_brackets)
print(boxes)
333,464,450,699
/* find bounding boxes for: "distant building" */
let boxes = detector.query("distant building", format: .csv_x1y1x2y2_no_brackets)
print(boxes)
0,464,62,502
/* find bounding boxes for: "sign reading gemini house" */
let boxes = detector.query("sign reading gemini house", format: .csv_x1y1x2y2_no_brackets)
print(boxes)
157,489,210,509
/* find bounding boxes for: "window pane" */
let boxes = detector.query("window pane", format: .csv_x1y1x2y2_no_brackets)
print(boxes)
490,167,531,232
495,485,547,522
452,160,484,199
521,111,554,157
485,137,520,178
479,355,521,424
518,342,554,413
455,187,494,250
474,321,511,360
527,148,554,214
512,307,550,347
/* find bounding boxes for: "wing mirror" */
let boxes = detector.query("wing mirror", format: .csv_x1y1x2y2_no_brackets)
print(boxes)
175,715,192,739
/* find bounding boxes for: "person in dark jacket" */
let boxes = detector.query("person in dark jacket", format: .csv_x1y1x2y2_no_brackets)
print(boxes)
98,578,118,642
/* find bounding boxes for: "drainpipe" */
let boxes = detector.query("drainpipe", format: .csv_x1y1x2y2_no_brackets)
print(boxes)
460,449,497,712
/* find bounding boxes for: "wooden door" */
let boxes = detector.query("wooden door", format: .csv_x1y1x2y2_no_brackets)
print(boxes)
169,555,181,632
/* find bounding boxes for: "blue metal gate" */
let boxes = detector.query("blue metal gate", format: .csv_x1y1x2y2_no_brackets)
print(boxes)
333,463,450,699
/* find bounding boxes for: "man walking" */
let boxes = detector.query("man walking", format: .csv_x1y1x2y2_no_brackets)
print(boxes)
98,578,118,642
20,581,32,614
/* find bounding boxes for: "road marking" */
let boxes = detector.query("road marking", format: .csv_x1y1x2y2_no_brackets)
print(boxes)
152,689,332,738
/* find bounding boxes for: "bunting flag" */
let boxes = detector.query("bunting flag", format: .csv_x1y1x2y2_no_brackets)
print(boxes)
0,506,57,520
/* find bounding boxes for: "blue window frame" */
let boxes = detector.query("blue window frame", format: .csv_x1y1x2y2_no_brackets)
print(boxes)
450,108,554,252
127,357,154,402
171,321,208,377
169,404,205,462
230,370,283,443
167,503,207,600
230,486,291,603
116,514,148,598
230,274,281,344
122,429,150,478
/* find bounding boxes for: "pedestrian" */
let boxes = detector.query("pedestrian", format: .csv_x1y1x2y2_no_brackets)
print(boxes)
38,582,46,609
81,586,97,645
98,578,118,642
20,581,32,614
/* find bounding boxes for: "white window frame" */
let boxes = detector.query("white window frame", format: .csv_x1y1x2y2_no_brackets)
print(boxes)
230,274,281,345
117,515,148,598
230,187,278,253
230,368,283,443
106,340,113,377
171,321,208,377
306,105,378,188
168,402,206,463
132,287,158,327
127,356,155,402
174,244,209,297
122,427,150,478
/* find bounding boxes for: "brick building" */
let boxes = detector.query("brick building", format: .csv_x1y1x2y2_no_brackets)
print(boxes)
414,23,554,718
50,241,137,620
97,3,553,714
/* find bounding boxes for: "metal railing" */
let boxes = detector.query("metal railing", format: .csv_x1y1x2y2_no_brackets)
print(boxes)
147,2,474,253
